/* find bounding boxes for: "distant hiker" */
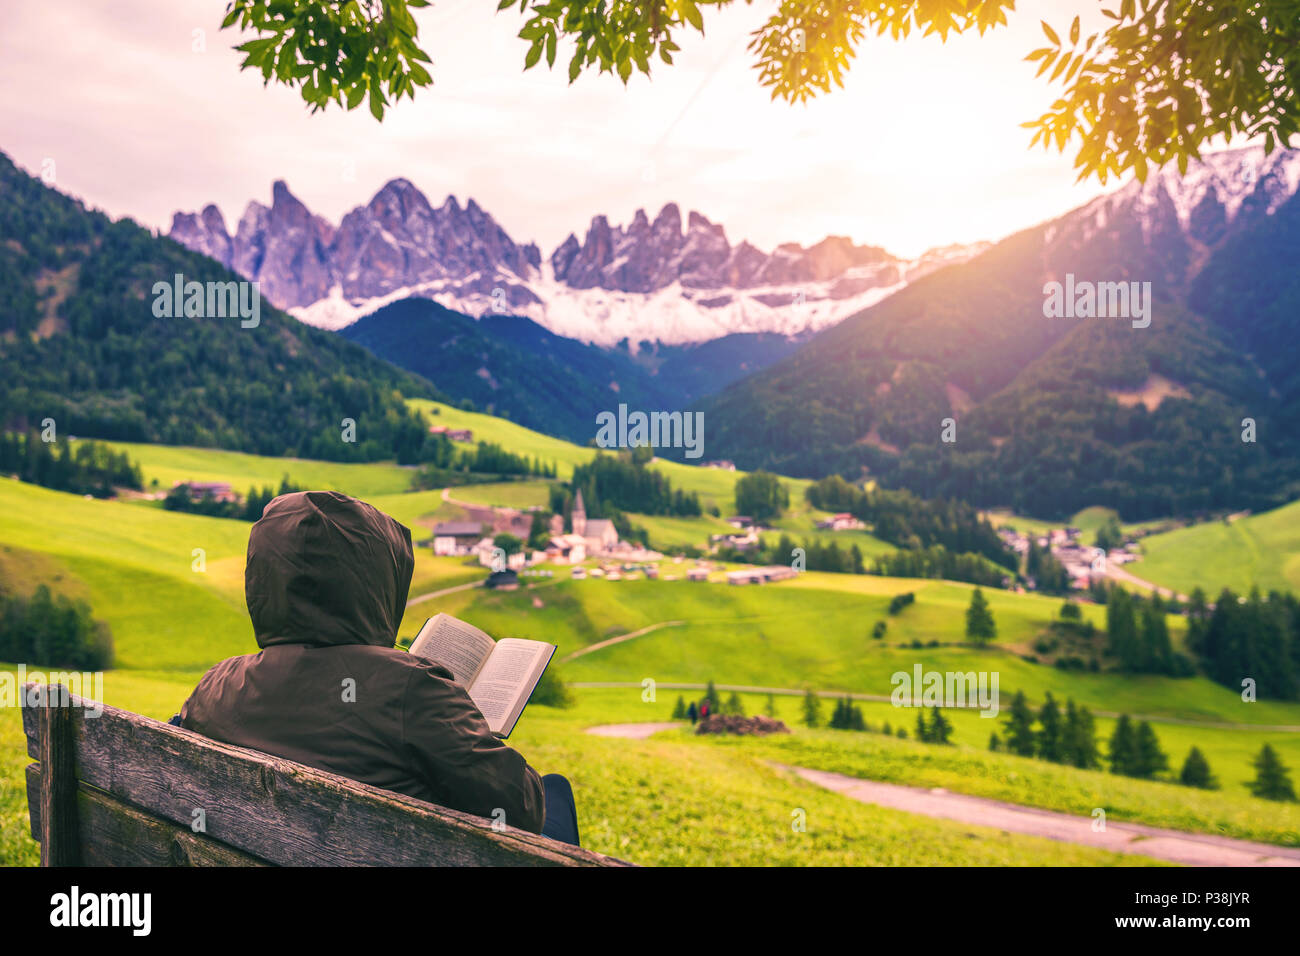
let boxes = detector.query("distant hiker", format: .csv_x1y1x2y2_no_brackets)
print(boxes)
174,491,580,846
700,699,711,720
687,701,698,724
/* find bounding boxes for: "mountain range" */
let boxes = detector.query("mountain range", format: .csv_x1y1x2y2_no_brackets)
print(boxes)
169,181,988,346
337,298,808,442
6,140,1300,522
691,145,1300,519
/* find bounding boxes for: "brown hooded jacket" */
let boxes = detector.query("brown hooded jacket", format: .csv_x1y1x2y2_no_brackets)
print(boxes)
180,491,545,832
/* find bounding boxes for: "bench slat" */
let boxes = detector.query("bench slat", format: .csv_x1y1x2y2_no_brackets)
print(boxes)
23,685,628,867
38,693,79,866
26,764,266,867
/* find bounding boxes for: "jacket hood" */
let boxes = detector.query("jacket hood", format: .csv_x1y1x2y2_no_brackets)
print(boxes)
245,491,414,649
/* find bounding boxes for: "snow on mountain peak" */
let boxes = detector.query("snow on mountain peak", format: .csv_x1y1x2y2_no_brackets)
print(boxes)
169,179,989,345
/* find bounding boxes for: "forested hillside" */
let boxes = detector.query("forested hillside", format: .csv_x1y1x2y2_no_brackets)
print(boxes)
0,152,445,462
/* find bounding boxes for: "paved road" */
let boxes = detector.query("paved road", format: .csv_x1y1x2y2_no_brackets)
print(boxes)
584,722,1300,866
586,722,680,739
784,764,1300,867
1105,562,1188,602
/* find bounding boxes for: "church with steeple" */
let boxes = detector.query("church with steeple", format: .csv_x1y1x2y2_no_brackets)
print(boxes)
571,489,618,554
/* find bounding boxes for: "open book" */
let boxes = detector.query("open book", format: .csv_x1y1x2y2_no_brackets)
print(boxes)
408,613,555,738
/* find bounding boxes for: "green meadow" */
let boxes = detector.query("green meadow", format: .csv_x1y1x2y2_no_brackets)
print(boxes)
2,419,1299,867
80,438,417,499
1129,499,1300,596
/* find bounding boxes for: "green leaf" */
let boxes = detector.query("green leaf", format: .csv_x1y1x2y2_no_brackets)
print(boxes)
680,0,704,32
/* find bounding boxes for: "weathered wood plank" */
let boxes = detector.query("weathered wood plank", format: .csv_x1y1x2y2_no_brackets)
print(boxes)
22,684,630,867
26,764,266,867
38,688,80,866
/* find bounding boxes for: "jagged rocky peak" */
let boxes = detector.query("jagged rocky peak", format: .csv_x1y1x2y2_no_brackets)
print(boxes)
169,176,541,308
168,172,994,343
169,203,232,269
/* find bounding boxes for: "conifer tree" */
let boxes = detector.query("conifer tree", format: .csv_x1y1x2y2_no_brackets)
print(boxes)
988,732,1001,752
1131,720,1169,779
915,708,928,743
724,691,745,717
1108,715,1137,776
965,587,996,644
671,696,686,719
802,689,822,728
929,706,952,744
1037,692,1064,762
1003,691,1037,756
1249,744,1298,802
764,693,777,718
1063,701,1100,769
1178,747,1219,790
849,701,865,731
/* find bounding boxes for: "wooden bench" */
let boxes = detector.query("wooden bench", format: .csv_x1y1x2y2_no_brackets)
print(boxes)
21,683,630,867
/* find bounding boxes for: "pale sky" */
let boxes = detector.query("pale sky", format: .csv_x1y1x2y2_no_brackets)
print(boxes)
0,0,1183,258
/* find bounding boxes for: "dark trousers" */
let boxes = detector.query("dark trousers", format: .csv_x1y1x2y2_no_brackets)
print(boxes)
541,773,580,847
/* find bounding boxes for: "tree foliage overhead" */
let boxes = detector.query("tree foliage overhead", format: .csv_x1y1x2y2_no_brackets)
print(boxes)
221,0,1298,182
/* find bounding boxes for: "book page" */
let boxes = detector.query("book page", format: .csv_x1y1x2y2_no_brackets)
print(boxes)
468,639,553,736
408,614,496,686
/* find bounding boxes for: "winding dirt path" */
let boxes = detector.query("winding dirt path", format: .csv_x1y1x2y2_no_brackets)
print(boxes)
585,722,1300,866
406,579,483,608
561,621,687,663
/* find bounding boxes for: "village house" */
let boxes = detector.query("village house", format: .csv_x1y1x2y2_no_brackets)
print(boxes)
816,512,865,531
545,534,587,565
177,481,237,503
726,566,799,585
726,515,754,529
431,521,486,556
428,424,474,442
702,460,736,471
711,528,761,552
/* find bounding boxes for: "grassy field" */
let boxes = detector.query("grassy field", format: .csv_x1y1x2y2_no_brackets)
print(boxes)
0,672,1163,867
1129,499,1300,596
78,438,417,499
986,506,1173,540
3,433,1299,867
406,398,806,514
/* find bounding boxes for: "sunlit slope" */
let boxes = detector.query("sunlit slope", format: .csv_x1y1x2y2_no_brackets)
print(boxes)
403,571,1300,728
0,478,252,668
1131,499,1300,596
79,439,415,498
406,398,811,510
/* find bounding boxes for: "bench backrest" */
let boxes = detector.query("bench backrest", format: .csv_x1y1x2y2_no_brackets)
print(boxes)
21,683,629,867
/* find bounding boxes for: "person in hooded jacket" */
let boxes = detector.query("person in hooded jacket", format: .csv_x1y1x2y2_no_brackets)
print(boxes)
175,491,579,846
